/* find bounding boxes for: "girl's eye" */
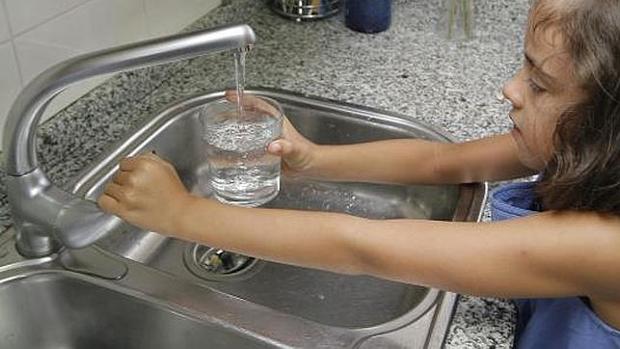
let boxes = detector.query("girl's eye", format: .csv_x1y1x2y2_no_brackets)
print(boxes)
527,78,545,94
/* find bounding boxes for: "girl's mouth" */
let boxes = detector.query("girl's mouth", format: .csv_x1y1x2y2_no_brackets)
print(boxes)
509,113,520,132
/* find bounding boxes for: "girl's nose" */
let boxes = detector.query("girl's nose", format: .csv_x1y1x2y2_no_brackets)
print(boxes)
502,75,524,109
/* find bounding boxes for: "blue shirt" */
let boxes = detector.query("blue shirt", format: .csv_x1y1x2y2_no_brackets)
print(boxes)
490,182,620,348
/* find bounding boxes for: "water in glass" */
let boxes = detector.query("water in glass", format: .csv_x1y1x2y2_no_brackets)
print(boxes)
203,108,282,207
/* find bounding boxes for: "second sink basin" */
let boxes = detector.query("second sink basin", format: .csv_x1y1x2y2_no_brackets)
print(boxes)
0,271,271,349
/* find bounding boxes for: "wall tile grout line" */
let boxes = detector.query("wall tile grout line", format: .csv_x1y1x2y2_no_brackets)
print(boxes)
7,0,98,37
7,39,22,89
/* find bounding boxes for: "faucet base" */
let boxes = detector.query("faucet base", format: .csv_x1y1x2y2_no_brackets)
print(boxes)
14,223,60,258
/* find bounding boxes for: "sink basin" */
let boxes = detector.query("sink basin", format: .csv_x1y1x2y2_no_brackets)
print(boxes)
137,239,431,329
0,272,271,349
34,88,486,348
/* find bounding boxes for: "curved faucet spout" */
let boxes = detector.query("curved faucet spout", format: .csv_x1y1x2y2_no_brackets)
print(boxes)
3,24,257,257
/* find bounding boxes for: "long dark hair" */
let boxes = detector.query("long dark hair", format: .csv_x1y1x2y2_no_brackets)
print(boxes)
531,0,620,214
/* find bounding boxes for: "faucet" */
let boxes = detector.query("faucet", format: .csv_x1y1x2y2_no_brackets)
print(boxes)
3,24,257,258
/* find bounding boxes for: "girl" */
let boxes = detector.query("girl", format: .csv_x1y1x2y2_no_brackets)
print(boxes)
98,0,620,347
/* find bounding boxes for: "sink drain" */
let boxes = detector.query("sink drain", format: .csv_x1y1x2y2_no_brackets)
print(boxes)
183,244,263,281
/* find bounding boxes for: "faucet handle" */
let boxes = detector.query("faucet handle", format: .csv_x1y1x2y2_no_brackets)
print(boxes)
7,167,123,256
55,198,124,249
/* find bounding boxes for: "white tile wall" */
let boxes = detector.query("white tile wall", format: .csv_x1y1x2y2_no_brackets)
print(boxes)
0,0,221,148
0,2,10,42
144,0,220,37
4,0,89,35
14,0,147,84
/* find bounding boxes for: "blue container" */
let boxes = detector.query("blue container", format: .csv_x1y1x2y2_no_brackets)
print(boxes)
345,0,392,33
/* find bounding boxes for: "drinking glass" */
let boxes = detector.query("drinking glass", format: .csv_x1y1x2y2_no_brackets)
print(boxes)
200,95,283,207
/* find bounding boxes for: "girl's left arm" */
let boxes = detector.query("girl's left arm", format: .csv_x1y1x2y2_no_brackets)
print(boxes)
99,154,620,299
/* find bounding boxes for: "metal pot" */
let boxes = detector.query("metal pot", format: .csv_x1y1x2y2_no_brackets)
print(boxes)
271,0,341,21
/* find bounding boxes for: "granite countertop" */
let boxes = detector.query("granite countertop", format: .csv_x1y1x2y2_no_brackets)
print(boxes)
0,0,532,347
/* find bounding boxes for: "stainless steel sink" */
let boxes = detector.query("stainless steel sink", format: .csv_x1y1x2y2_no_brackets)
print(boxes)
0,89,486,348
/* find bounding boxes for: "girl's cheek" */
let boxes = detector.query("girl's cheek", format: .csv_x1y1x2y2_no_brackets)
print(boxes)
534,118,558,161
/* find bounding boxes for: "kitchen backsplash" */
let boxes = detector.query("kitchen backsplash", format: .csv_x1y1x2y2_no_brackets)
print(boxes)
0,0,221,148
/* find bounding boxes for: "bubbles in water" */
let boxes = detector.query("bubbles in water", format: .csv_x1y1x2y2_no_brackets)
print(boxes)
204,118,278,153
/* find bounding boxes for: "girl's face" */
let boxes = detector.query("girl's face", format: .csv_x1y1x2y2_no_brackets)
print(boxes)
502,17,585,170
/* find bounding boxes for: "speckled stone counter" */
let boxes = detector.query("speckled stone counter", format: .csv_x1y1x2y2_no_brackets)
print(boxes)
0,0,532,347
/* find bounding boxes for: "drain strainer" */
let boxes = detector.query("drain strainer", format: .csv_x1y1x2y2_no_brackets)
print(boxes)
183,243,262,281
